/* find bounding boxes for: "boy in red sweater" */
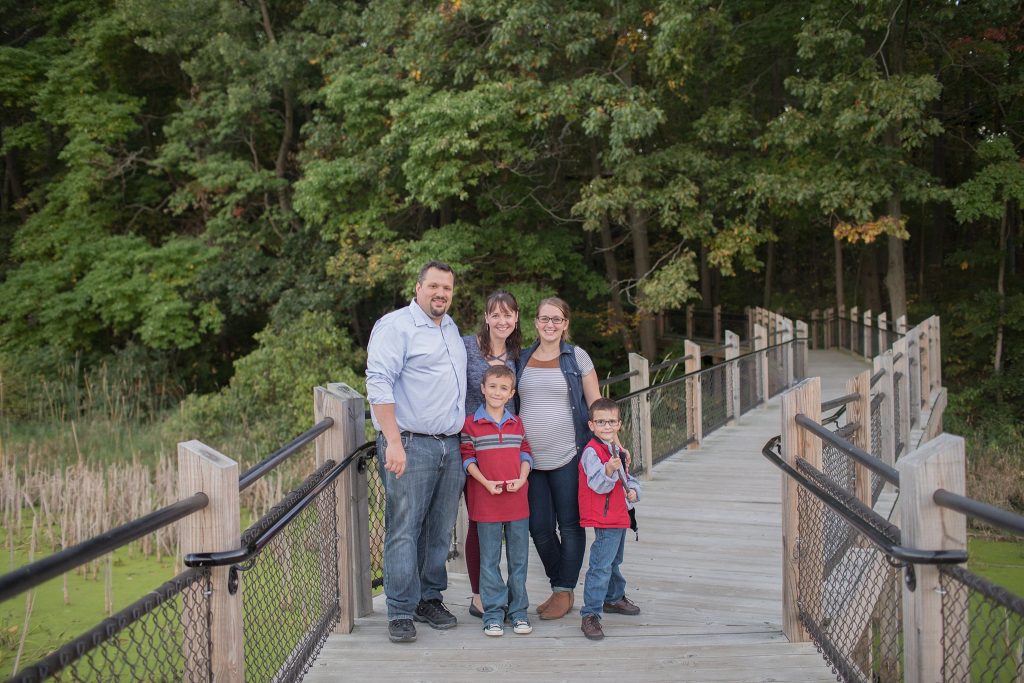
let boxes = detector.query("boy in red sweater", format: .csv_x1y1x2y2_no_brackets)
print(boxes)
460,365,534,637
578,397,642,641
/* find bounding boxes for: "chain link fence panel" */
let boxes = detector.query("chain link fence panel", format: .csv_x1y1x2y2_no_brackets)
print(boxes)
10,568,212,683
940,564,1024,682
796,459,904,683
700,363,732,436
236,460,340,683
739,353,762,415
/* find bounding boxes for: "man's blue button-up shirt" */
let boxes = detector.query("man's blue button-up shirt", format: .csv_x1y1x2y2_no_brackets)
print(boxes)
366,299,467,436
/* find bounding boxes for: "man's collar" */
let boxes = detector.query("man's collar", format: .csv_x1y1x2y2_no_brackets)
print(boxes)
473,404,513,426
407,299,453,328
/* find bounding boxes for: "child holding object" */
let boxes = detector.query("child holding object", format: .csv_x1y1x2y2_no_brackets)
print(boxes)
578,397,642,641
460,365,534,637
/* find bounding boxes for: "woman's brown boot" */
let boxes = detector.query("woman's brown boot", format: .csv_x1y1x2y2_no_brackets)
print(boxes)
536,592,556,616
539,591,573,620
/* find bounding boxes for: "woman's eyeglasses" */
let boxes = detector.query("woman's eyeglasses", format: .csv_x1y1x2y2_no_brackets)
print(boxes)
536,316,566,325
592,419,620,427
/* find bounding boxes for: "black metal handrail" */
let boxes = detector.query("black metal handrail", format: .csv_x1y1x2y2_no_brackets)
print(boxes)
795,414,899,485
761,436,966,565
934,488,1024,536
615,338,799,403
599,369,639,387
239,417,335,491
821,392,860,411
185,441,375,568
650,353,694,373
0,493,209,603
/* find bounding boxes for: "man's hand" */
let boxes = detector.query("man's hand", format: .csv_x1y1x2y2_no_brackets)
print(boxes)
604,456,622,477
384,440,407,479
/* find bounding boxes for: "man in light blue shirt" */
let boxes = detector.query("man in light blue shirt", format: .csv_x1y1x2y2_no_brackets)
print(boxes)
366,260,468,643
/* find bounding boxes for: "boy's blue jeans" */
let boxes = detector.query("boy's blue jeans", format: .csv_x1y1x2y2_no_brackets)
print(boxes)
477,518,529,625
377,432,465,621
580,527,628,619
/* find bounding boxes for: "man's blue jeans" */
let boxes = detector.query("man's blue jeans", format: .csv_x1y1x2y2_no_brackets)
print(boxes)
526,457,586,591
580,527,627,619
476,518,529,625
377,432,465,621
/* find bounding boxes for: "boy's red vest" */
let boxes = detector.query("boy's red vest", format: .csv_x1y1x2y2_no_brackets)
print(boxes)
577,438,630,529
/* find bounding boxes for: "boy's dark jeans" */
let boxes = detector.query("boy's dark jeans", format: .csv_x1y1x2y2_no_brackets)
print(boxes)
580,527,628,618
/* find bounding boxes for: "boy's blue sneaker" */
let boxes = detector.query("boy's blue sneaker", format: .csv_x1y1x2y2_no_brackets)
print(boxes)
512,617,533,635
483,622,504,637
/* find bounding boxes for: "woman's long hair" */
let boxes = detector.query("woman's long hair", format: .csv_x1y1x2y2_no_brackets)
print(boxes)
536,296,571,343
477,290,522,360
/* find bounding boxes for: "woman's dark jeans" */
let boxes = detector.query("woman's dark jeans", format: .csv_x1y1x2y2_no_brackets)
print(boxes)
527,457,585,590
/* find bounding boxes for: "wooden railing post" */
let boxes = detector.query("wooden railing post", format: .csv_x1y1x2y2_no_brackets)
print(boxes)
684,340,702,448
810,310,819,350
178,441,244,681
795,320,808,382
780,377,821,643
824,307,834,349
919,325,932,413
724,331,740,425
877,312,888,353
314,383,370,629
863,309,873,359
929,316,942,393
628,353,654,479
895,314,907,335
785,318,795,387
713,304,722,343
898,434,966,683
850,306,859,355
839,304,847,348
874,352,896,469
754,323,768,405
686,304,695,339
892,337,911,459
846,370,873,507
745,305,753,341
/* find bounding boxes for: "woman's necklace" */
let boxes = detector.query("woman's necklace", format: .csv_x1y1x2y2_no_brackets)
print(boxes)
484,349,508,363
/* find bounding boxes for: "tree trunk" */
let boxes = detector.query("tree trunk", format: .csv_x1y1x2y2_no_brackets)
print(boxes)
885,195,908,320
630,205,657,361
763,240,774,308
834,235,844,310
257,0,297,224
700,244,712,305
994,205,1008,403
590,143,634,352
862,244,882,313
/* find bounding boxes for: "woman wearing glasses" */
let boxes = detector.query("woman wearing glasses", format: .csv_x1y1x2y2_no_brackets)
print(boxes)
516,297,601,620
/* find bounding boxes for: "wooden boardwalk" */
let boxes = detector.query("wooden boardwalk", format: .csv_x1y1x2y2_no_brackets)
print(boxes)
306,350,870,682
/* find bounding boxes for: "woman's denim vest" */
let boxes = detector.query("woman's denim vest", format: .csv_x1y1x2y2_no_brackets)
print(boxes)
516,340,592,456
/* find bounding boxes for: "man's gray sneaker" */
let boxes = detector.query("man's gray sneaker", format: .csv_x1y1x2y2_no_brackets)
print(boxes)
414,599,458,629
388,618,417,643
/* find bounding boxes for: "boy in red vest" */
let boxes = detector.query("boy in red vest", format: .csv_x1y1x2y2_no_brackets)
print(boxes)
461,365,534,637
578,397,642,641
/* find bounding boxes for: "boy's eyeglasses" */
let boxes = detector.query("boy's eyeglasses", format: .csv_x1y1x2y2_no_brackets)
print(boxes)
536,316,566,325
592,419,621,427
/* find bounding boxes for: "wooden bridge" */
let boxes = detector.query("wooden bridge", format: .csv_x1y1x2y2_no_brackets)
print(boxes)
4,308,1022,683
304,349,869,683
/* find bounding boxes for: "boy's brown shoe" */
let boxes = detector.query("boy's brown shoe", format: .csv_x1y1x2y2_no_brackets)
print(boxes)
581,615,604,640
539,590,573,620
603,596,640,615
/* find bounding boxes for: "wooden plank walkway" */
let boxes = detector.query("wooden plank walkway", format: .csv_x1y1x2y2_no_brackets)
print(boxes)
306,350,870,682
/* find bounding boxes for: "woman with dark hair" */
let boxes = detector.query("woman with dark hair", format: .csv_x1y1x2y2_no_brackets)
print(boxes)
516,297,601,620
462,290,522,618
